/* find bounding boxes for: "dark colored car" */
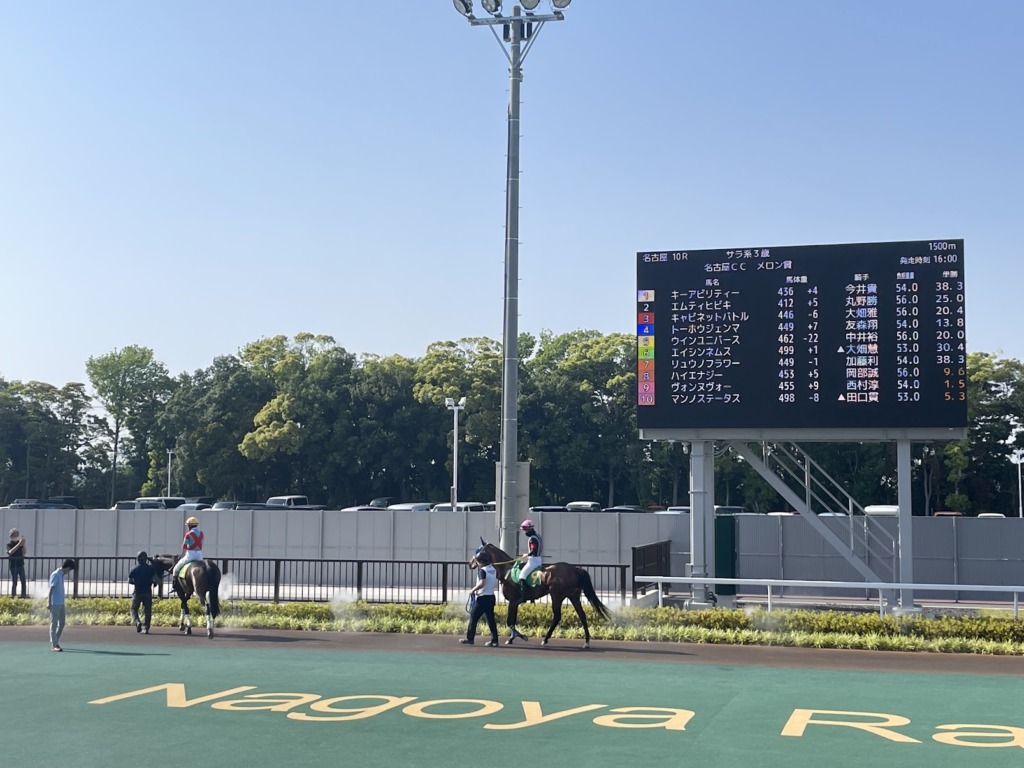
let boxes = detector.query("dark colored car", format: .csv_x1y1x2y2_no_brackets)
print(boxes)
45,496,83,508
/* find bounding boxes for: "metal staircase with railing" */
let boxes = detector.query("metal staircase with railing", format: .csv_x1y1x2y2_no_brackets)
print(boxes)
727,440,897,583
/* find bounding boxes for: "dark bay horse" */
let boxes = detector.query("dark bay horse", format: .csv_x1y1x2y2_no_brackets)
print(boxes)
470,540,610,649
153,555,222,638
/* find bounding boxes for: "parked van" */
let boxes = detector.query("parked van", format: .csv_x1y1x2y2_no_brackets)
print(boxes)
431,502,486,512
714,506,752,515
386,503,432,513
654,506,689,515
112,500,166,510
864,505,899,516
565,501,602,514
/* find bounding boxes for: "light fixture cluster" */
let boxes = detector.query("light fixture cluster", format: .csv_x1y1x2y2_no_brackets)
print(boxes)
452,0,571,17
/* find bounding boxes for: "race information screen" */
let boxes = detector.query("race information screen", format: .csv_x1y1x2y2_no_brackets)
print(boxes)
636,239,967,430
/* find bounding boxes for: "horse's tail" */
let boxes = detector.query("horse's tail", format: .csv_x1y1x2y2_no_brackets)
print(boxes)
577,568,611,620
207,562,221,619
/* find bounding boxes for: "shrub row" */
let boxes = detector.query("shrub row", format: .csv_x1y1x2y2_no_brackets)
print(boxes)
1,597,1022,654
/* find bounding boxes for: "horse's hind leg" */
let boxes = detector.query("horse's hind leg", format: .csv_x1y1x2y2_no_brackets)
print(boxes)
180,601,192,636
203,594,214,639
569,594,592,649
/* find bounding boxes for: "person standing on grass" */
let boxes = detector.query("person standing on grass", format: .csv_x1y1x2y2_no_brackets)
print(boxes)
460,550,499,647
128,551,157,634
7,528,27,598
48,558,76,651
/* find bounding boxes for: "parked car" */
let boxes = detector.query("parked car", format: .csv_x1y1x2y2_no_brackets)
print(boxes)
45,495,83,508
111,500,165,510
179,502,212,512
136,496,187,509
602,505,647,513
564,501,602,514
386,503,432,512
368,496,398,509
864,505,899,516
266,495,326,509
341,505,384,512
212,500,271,510
529,505,568,514
714,506,752,515
654,506,689,515
2,500,76,509
431,502,487,512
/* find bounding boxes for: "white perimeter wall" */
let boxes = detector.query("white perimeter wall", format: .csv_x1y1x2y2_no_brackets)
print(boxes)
2,507,687,566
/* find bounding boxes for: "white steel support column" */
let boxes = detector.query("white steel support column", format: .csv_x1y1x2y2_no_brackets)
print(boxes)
897,439,914,607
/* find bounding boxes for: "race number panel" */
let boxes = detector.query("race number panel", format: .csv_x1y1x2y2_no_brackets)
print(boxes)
636,239,966,431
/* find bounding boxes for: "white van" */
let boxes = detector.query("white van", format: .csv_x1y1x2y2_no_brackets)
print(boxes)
112,500,166,510
565,501,602,514
431,502,486,512
654,506,689,515
386,503,432,513
864,505,899,516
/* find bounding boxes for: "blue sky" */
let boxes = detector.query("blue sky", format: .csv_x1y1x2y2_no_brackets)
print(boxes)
1,1,1021,387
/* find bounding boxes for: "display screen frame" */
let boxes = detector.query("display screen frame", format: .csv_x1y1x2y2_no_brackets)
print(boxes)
635,239,968,442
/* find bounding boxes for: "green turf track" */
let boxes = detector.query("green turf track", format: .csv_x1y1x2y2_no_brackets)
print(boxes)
3,636,1021,768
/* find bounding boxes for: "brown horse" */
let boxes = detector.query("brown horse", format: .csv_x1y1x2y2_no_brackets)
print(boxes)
152,555,221,638
469,540,610,649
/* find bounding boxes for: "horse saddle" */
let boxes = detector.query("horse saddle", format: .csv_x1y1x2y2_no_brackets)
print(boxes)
509,562,543,588
177,559,203,579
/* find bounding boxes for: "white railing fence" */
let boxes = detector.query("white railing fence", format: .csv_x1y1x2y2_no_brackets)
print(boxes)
634,576,1024,618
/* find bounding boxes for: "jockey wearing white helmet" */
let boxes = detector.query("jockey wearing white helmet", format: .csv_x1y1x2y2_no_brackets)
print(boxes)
172,516,204,577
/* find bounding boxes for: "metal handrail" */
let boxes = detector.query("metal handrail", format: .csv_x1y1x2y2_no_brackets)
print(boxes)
634,575,1024,618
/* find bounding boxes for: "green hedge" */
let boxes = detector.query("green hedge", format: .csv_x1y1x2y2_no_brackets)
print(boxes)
2,597,1022,655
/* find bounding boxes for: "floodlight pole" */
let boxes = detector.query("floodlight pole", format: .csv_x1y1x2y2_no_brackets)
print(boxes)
167,449,174,497
456,4,566,552
1015,450,1024,519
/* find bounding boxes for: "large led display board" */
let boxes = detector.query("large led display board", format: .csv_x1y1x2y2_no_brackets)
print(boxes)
636,239,967,437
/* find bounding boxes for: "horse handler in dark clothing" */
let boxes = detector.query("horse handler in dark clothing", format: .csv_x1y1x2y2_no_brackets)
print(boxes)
128,551,158,634
461,551,499,647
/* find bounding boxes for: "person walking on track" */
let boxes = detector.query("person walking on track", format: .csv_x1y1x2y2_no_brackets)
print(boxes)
461,550,499,647
128,551,157,634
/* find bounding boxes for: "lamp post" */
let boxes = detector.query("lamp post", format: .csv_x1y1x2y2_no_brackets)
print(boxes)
445,397,467,510
452,0,570,551
167,448,174,497
1013,449,1024,519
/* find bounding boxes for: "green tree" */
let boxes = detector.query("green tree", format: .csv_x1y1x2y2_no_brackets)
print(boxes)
86,346,172,504
238,333,360,505
413,337,504,503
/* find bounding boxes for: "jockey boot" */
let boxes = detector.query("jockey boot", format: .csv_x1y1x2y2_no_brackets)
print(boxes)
517,579,529,603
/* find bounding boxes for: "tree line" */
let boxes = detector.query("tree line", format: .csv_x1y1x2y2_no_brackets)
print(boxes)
1,332,1022,515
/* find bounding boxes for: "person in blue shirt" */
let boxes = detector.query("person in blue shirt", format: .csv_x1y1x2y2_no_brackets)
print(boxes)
47,558,76,652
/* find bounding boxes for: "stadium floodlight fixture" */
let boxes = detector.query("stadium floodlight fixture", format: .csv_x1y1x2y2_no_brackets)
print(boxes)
552,0,571,8
453,0,473,17
481,0,501,13
520,0,541,9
